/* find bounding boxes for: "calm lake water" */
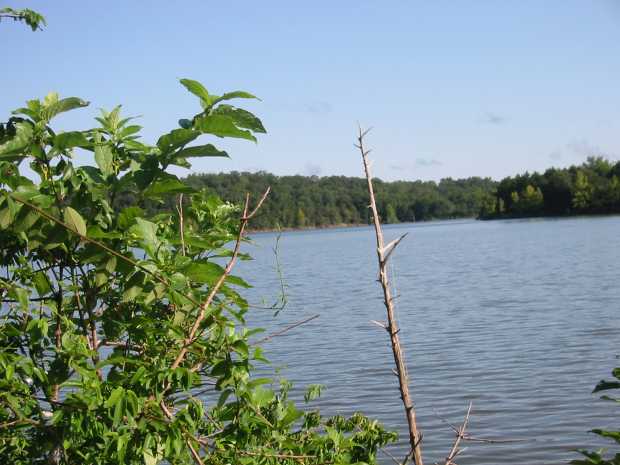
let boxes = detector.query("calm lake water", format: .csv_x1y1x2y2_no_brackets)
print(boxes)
236,216,620,465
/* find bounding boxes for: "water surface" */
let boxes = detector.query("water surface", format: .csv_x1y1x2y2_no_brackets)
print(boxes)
236,216,620,465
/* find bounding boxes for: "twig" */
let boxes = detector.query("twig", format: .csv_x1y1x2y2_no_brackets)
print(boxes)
170,187,270,370
380,446,402,465
443,403,472,465
254,314,320,344
356,126,423,465
177,194,186,256
9,194,200,307
160,401,205,465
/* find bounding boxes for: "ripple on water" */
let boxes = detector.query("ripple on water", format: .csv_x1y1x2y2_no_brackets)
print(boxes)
238,217,620,465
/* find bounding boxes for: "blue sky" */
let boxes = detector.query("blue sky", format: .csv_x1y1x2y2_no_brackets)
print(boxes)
2,1,619,181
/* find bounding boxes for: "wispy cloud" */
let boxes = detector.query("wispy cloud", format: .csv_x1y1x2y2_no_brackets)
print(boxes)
415,158,442,167
304,101,332,114
304,162,322,176
567,139,614,159
481,112,507,125
548,139,617,164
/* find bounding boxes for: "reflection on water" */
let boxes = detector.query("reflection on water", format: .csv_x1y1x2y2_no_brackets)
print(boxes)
235,216,620,465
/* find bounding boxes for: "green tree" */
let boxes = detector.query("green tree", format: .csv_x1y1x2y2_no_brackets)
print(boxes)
573,170,593,211
385,203,399,224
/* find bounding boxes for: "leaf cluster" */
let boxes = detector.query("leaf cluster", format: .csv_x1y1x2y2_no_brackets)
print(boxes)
572,368,620,465
0,81,395,464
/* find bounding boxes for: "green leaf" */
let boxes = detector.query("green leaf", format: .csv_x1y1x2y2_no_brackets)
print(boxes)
184,261,225,284
212,91,260,105
593,380,620,393
130,218,160,259
143,448,158,465
179,78,213,106
251,387,274,407
0,121,33,158
173,144,229,159
43,96,89,121
53,131,89,151
194,115,257,142
94,132,114,177
226,275,251,288
592,429,620,444
213,105,266,133
117,206,144,230
232,340,249,358
156,128,199,154
217,389,233,408
63,207,87,236
143,173,196,198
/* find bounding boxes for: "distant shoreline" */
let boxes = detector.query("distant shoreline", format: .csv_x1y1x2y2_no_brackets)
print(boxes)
248,217,477,234
249,212,620,234
249,222,368,234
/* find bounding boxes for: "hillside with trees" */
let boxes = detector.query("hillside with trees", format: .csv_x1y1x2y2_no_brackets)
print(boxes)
173,172,496,229
146,156,620,230
480,156,620,219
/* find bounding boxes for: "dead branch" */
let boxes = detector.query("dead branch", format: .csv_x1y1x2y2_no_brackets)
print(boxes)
254,313,320,344
356,126,423,465
177,194,186,256
443,403,472,465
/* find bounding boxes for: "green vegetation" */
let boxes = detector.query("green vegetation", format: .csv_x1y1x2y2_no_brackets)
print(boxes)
0,6,45,30
148,173,496,229
572,367,620,465
0,74,394,464
480,157,620,219
143,156,620,231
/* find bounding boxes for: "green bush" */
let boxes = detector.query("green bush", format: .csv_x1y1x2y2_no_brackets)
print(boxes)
0,81,395,464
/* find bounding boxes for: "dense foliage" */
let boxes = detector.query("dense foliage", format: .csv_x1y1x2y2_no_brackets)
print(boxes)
572,367,620,465
480,157,620,219
0,6,45,30
149,156,620,230
144,173,496,229
0,81,396,464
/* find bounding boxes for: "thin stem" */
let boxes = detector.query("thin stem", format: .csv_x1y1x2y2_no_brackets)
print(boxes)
356,126,423,465
170,187,270,371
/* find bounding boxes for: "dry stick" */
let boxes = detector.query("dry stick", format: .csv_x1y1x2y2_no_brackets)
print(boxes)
356,127,423,465
170,187,270,371
443,403,472,465
254,313,320,344
177,193,186,256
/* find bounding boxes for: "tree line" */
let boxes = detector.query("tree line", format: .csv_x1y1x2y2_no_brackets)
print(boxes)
480,156,620,219
168,172,497,229
142,156,620,230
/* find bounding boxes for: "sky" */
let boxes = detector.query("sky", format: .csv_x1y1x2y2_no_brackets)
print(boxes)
2,0,619,182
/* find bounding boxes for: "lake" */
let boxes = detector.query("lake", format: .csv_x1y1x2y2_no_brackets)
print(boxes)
236,216,620,465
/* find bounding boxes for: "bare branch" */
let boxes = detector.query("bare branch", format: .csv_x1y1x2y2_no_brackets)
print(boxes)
356,127,423,465
176,194,186,256
254,314,320,344
443,403,472,465
382,233,408,264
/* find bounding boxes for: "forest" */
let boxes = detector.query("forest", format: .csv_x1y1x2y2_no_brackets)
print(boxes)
171,173,496,229
480,156,620,219
141,156,620,230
